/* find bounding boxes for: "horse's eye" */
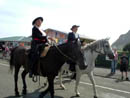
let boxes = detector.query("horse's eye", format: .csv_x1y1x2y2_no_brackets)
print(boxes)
105,45,109,48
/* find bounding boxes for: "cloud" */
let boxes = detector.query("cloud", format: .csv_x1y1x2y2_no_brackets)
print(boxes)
0,0,5,6
0,0,130,44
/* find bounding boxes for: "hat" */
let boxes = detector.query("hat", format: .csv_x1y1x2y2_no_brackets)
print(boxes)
32,17,43,25
71,25,80,30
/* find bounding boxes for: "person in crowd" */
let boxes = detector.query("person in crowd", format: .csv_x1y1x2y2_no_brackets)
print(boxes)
2,43,10,58
111,48,118,75
120,52,129,81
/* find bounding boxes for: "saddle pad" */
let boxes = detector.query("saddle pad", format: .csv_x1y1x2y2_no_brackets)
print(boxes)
40,45,50,57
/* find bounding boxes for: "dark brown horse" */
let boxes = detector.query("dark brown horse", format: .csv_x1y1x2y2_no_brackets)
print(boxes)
10,40,86,98
10,46,29,97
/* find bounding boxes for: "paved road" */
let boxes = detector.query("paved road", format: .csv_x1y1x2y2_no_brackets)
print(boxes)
0,62,130,98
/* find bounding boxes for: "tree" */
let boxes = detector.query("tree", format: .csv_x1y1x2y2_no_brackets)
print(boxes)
123,43,130,52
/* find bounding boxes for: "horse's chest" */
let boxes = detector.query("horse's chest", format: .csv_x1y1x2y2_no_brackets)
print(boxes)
40,59,63,76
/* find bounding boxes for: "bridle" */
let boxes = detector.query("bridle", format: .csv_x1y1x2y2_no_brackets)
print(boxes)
53,43,75,62
91,40,107,55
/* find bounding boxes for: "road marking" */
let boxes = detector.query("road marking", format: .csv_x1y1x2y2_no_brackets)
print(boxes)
0,62,9,67
80,81,130,94
101,93,126,98
0,62,130,94
0,62,23,70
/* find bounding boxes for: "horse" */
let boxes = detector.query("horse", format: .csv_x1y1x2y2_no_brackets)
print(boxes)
59,38,114,98
9,40,86,98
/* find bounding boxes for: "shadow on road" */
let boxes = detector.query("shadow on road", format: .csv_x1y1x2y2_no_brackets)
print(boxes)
115,78,124,83
70,95,79,98
94,73,118,80
4,86,64,98
55,79,72,86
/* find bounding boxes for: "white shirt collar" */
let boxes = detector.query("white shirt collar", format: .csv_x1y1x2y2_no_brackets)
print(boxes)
34,25,46,36
34,25,39,29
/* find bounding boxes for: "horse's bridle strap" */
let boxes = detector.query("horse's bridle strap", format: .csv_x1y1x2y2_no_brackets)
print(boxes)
94,50,104,55
54,44,75,62
92,41,106,55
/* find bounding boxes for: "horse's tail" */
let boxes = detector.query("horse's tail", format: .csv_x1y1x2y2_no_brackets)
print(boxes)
9,47,17,72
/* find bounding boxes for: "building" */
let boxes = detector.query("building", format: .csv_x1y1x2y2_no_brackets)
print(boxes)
45,28,67,44
45,28,95,44
0,36,31,48
0,28,95,48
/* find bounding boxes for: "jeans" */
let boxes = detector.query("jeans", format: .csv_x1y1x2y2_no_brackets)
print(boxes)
111,60,117,74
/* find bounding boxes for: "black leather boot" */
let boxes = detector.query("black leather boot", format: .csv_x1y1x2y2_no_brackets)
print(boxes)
29,69,33,78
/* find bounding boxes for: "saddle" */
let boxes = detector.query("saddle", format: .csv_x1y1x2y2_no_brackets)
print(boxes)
40,45,50,57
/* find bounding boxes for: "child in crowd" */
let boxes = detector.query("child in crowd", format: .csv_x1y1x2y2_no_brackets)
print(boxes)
120,52,129,81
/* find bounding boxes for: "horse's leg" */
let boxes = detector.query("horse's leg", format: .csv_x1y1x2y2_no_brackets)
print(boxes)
39,85,49,98
14,65,21,97
21,69,28,95
67,65,70,75
59,69,66,90
88,72,98,98
39,76,55,98
48,75,55,98
75,71,82,97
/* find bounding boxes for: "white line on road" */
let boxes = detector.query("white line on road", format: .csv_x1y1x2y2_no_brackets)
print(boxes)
0,62,24,70
0,62,9,67
0,62,130,94
80,81,130,94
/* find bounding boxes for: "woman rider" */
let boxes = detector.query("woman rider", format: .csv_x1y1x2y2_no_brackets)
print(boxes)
29,17,54,77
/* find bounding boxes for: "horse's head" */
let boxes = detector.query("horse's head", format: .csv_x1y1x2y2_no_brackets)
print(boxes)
67,40,86,69
101,38,114,59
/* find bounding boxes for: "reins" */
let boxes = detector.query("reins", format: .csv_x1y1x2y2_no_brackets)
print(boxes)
53,43,75,62
94,40,107,55
31,42,75,83
93,50,104,55
85,40,106,55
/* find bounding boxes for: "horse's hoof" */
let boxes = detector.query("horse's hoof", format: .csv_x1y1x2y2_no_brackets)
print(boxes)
15,94,20,97
62,87,66,90
94,96,98,98
76,94,80,97
15,92,20,97
60,85,66,90
39,94,43,98
22,89,27,95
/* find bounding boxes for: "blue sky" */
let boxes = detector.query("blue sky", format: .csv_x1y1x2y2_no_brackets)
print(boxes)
1,0,130,44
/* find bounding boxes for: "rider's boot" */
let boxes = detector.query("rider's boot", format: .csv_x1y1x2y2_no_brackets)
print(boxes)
29,70,33,78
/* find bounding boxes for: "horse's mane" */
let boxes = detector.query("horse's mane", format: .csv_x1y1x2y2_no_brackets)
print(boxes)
83,39,104,51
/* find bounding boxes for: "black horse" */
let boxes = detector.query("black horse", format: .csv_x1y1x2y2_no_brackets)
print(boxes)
10,40,86,98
